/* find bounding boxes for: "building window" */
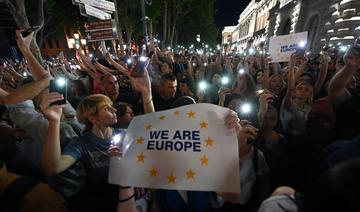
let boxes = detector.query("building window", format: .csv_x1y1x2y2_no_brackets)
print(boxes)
280,19,291,35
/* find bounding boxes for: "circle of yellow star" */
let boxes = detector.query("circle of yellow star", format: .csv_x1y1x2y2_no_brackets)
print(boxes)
159,115,166,121
187,111,195,118
149,167,158,177
204,137,214,147
136,152,146,163
186,169,196,180
145,124,152,130
200,120,208,129
173,110,180,115
200,155,209,166
167,174,176,185
136,137,144,144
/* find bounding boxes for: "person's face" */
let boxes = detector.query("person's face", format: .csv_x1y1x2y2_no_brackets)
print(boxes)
270,76,283,92
161,63,170,73
212,74,221,86
103,76,119,95
160,80,177,99
256,72,264,84
298,75,312,85
295,83,312,100
92,104,117,126
179,82,189,94
117,106,134,126
263,109,277,130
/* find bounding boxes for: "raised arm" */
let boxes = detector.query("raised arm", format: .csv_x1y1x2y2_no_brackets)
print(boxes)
40,92,76,176
283,54,296,108
128,69,154,114
313,53,331,97
1,76,51,105
328,47,360,105
16,30,50,81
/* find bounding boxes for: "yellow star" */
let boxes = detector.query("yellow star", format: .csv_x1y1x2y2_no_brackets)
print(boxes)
136,152,146,163
200,120,208,129
187,111,195,118
145,124,152,130
149,167,158,177
167,174,176,185
136,137,144,144
200,155,209,166
159,115,166,121
186,169,196,180
173,110,180,115
204,137,214,147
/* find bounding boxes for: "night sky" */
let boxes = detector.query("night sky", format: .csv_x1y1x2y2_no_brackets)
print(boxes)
214,0,252,30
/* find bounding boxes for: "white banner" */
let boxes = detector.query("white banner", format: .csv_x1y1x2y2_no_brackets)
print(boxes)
109,103,240,193
268,31,308,63
84,4,111,20
84,0,115,12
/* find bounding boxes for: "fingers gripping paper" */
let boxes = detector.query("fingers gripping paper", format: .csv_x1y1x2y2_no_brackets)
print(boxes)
109,103,240,193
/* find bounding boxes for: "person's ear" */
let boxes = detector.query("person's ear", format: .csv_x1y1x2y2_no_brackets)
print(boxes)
88,115,98,125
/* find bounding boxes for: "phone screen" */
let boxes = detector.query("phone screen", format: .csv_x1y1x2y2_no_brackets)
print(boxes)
131,57,150,77
49,78,67,105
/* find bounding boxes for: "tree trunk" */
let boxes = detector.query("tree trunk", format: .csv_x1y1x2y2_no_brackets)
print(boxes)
4,0,43,62
162,0,167,48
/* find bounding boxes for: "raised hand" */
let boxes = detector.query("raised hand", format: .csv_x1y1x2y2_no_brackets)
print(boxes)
15,30,34,52
39,92,65,122
344,47,360,69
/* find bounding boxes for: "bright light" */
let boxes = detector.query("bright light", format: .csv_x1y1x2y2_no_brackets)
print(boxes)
80,39,87,45
221,76,230,85
112,134,122,145
23,72,27,77
69,38,75,45
199,81,208,90
248,48,255,55
239,69,245,74
240,103,252,114
142,44,146,49
89,53,94,58
339,45,348,52
205,44,209,48
298,41,307,48
204,62,208,66
74,33,79,39
123,45,127,49
140,56,147,62
192,63,196,67
147,42,150,45
56,78,66,87
167,46,171,50
126,58,132,64
306,51,311,56
112,27,116,32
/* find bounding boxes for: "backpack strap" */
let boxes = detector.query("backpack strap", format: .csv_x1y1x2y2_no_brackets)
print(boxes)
0,176,40,212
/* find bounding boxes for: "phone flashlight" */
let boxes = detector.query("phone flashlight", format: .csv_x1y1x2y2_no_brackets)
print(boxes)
298,41,307,48
204,62,208,66
198,81,208,91
240,103,252,114
23,72,27,77
126,58,132,64
221,76,230,85
256,89,265,96
139,56,147,62
239,69,245,75
56,77,66,87
192,62,197,67
112,133,123,146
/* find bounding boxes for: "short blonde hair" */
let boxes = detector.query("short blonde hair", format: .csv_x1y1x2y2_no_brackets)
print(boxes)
76,94,113,125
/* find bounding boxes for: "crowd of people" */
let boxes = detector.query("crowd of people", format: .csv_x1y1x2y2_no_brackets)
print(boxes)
0,29,360,212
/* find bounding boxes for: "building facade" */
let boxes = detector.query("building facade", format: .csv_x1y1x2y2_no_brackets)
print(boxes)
222,0,360,53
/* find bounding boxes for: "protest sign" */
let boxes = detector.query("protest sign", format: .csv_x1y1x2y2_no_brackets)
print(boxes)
109,103,240,193
268,31,308,63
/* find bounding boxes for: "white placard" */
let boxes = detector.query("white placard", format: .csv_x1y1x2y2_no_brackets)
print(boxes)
268,31,308,63
109,103,240,193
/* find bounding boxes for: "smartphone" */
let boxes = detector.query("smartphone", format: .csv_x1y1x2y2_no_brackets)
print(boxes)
296,47,306,57
49,78,67,105
21,26,41,37
131,56,150,77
